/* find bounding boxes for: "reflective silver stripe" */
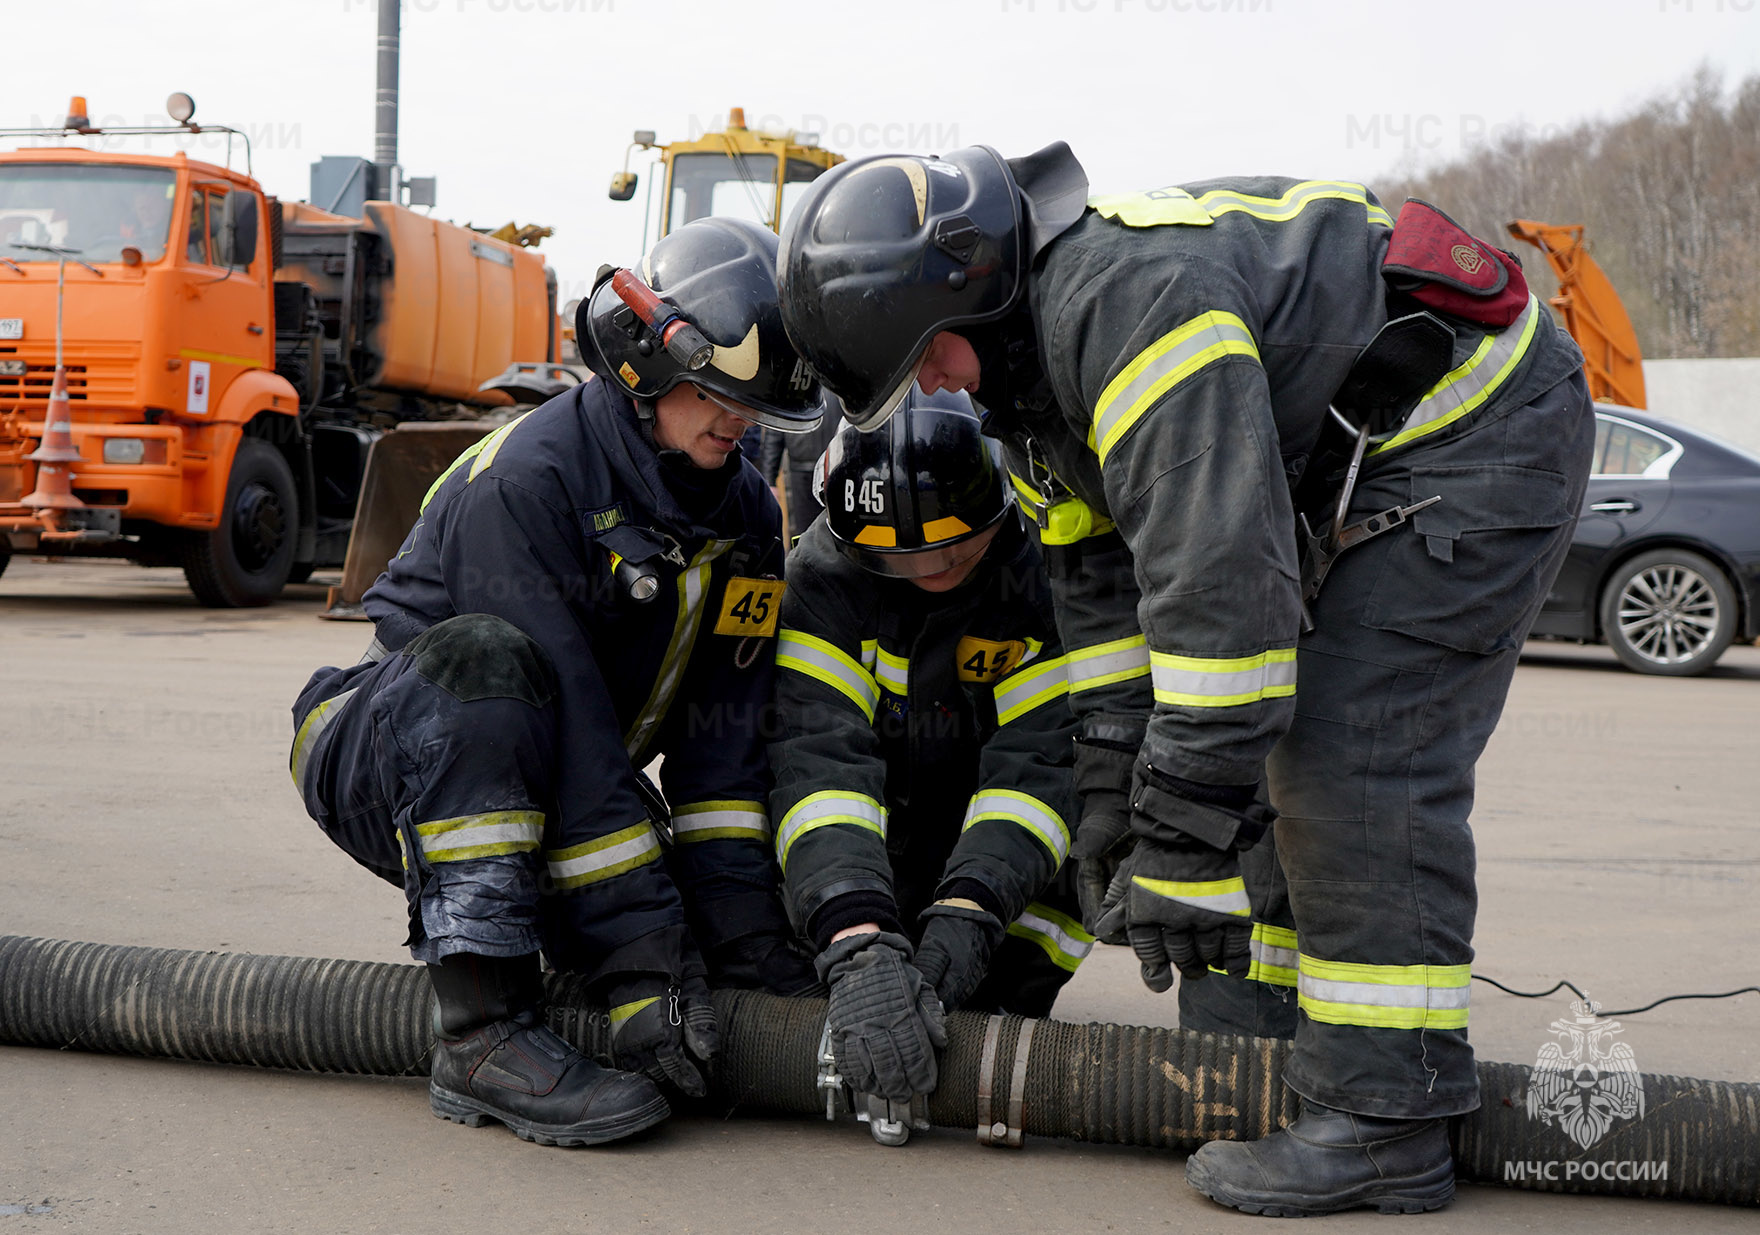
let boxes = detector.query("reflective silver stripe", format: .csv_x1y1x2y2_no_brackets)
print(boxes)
874,646,909,696
1296,955,1472,1030
1372,295,1542,455
415,811,545,862
1249,923,1299,987
1066,635,1150,693
774,791,886,871
1132,875,1252,916
992,654,1069,725
1150,648,1297,708
546,822,661,891
624,541,732,763
961,790,1069,864
1090,311,1259,463
1007,903,1095,973
671,800,767,843
360,637,389,664
777,630,880,721
289,686,359,789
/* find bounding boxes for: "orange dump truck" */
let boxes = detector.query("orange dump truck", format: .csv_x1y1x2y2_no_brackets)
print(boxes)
0,113,558,605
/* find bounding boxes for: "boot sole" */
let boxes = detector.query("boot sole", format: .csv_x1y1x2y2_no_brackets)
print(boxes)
1185,1155,1455,1217
429,1084,671,1147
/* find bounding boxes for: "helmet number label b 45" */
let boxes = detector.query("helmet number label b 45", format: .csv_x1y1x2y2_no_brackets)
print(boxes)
956,636,1027,684
714,577,787,638
845,478,885,516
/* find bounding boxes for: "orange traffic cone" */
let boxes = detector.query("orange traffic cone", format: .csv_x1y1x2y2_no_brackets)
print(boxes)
22,366,86,528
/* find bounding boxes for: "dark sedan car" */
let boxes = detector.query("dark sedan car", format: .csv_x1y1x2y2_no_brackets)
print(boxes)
1531,406,1760,675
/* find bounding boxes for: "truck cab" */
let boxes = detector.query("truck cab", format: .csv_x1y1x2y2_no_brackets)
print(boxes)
0,146,300,603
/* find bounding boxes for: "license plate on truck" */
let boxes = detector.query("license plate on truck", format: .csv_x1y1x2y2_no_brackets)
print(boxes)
0,319,21,340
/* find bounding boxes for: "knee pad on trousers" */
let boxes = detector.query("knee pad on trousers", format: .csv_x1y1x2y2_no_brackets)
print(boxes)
404,613,556,706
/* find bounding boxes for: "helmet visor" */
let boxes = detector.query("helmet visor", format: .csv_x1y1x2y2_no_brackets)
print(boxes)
846,353,925,433
697,385,826,435
849,522,1001,580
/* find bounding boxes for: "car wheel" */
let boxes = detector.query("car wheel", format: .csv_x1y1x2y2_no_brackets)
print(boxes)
181,439,297,607
1599,548,1737,676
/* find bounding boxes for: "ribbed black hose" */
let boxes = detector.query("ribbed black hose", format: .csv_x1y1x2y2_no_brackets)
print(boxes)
0,936,1752,1206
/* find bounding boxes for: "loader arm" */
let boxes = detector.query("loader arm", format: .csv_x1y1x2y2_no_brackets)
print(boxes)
1507,219,1646,408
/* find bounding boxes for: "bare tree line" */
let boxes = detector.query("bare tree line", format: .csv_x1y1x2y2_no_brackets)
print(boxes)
1374,68,1760,359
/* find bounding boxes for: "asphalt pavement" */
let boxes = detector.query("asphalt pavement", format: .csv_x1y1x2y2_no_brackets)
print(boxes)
2,558,1755,1233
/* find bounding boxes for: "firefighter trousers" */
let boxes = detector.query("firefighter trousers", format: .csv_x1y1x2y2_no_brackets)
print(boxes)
289,613,559,964
1183,372,1594,1118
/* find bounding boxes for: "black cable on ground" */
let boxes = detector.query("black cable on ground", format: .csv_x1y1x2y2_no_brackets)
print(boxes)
1,936,1755,1207
1473,972,1760,1018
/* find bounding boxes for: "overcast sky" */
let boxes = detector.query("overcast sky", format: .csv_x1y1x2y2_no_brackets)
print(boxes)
7,0,1757,303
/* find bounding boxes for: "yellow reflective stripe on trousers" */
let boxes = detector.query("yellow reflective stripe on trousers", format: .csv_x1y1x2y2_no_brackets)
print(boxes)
546,822,661,891
774,791,886,872
1091,311,1260,464
609,996,659,1026
1370,295,1542,456
624,541,733,762
993,654,1069,725
414,811,545,862
874,646,909,697
1132,874,1252,916
1150,647,1296,708
290,686,359,789
1296,953,1471,1030
1007,902,1096,973
1249,923,1299,988
671,799,767,844
777,630,880,722
961,789,1070,864
1194,180,1395,229
1067,634,1150,694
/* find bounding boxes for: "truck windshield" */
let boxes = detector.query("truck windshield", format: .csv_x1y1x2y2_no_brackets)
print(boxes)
0,163,178,263
666,153,825,234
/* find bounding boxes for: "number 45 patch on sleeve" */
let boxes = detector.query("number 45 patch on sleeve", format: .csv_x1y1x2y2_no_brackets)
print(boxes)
714,577,787,637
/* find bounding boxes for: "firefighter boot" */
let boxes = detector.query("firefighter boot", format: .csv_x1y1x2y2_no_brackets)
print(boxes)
427,952,670,1146
1185,1098,1454,1216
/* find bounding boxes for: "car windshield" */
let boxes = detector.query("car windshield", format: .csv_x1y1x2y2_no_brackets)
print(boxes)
0,163,178,263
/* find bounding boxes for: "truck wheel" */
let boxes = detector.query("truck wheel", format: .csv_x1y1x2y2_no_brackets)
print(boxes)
1599,548,1737,676
182,439,297,607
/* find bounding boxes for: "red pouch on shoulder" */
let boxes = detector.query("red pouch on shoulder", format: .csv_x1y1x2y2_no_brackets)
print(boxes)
1383,198,1529,328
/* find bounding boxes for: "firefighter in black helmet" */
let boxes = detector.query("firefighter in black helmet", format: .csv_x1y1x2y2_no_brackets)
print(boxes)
777,147,1593,1213
289,217,823,1148
769,387,1086,1105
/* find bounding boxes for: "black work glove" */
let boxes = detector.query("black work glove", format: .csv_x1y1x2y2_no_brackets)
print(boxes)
816,931,947,1101
1095,835,1251,991
706,930,824,997
913,899,1006,1012
1069,740,1139,941
605,973,720,1098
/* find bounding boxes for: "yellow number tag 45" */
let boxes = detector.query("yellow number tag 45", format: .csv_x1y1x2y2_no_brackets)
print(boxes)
956,636,1027,683
715,577,786,638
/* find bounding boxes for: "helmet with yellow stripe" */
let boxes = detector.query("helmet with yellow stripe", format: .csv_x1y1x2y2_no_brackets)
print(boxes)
814,388,1014,579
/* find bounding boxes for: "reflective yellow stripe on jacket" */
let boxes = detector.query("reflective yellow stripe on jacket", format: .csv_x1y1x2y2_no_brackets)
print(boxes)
774,791,886,873
1297,954,1471,1031
670,800,767,844
1090,311,1260,464
414,811,545,863
1007,902,1095,973
624,540,733,763
1150,648,1296,708
961,789,1070,865
289,686,359,790
777,630,880,721
1371,295,1543,456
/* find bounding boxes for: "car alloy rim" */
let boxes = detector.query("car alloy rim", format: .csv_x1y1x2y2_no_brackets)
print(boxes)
1616,564,1720,665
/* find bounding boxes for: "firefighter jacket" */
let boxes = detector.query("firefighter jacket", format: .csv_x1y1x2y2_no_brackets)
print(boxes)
994,170,1585,802
361,377,790,977
768,514,1078,949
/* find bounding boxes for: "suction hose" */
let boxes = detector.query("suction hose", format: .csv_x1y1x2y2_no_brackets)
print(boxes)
0,936,1752,1206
